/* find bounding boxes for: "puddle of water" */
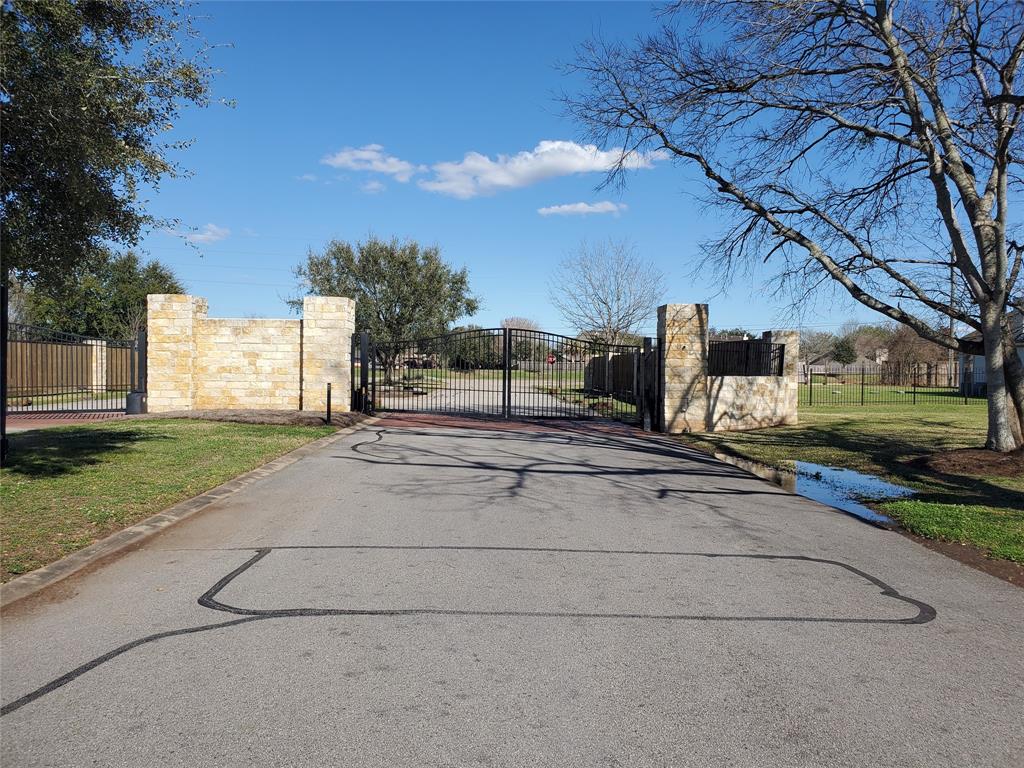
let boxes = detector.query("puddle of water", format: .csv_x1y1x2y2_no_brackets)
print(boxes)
714,454,914,526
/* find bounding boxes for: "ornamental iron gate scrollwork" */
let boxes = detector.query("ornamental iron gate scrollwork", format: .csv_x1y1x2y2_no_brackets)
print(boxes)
352,327,655,427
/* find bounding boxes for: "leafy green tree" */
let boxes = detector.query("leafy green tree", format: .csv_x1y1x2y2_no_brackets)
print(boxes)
22,250,183,338
830,336,858,366
291,237,480,342
1,0,217,289
443,325,502,370
709,327,752,340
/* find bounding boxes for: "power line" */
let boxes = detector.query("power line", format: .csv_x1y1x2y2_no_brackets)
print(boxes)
170,261,295,273
178,277,292,288
142,246,310,258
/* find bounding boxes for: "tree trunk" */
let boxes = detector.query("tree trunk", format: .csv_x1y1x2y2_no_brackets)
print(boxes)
980,304,1018,451
1001,330,1024,447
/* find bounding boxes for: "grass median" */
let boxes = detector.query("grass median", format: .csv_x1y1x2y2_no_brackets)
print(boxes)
0,419,335,581
675,405,1024,562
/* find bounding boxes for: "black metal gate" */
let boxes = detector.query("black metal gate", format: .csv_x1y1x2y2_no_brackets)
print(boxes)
4,324,143,414
352,327,654,426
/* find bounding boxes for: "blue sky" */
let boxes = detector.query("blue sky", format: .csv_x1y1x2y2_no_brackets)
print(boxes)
140,0,877,336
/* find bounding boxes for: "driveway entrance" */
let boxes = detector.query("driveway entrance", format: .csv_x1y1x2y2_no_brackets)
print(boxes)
2,416,1021,766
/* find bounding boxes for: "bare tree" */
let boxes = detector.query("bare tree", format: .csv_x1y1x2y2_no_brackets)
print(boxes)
500,316,541,331
500,317,546,364
567,0,1024,450
800,330,839,365
548,238,664,345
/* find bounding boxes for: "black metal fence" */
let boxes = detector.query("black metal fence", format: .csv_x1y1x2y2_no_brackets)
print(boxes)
354,327,650,424
5,324,140,413
708,340,785,376
800,363,987,407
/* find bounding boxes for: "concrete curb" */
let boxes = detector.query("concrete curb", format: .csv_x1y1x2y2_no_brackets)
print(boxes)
0,416,380,610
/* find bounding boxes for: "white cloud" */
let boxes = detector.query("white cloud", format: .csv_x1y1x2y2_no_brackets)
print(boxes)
185,223,230,244
418,140,663,199
297,173,318,182
321,144,420,182
538,201,628,217
361,180,386,194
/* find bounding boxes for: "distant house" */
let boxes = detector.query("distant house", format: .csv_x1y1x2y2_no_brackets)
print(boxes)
958,312,1024,395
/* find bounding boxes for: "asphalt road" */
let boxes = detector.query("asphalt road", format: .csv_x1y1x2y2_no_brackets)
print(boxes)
2,415,1022,767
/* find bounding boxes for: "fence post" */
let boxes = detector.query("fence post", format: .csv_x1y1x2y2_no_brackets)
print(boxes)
501,328,511,419
913,365,918,405
136,329,147,393
860,367,865,406
356,330,370,413
1,283,8,464
809,368,814,406
640,337,652,431
326,382,332,423
369,338,377,416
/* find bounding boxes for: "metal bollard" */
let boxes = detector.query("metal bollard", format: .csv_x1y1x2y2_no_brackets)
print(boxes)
326,382,332,424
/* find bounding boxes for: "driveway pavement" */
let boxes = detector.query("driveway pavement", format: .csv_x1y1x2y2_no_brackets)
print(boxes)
2,414,1022,767
378,376,592,418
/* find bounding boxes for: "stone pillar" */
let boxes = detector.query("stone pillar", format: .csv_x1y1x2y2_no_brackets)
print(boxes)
658,304,709,433
88,340,107,392
146,294,206,412
301,296,356,412
763,329,800,425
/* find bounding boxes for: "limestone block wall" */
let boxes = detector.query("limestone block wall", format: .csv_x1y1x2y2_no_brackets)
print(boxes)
764,329,800,425
147,295,206,411
658,304,799,433
658,304,709,433
301,296,355,411
146,294,354,413
707,376,793,431
194,319,301,410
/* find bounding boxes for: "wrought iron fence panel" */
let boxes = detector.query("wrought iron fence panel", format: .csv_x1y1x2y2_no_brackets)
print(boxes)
368,327,506,418
357,327,645,424
799,362,987,407
507,329,641,423
5,324,138,413
708,340,785,376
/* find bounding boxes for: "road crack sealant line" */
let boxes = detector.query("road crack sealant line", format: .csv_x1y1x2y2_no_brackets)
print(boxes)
0,615,268,716
349,427,387,455
1,545,936,717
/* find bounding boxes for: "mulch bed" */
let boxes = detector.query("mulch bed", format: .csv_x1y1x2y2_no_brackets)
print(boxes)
133,409,367,428
914,446,1024,478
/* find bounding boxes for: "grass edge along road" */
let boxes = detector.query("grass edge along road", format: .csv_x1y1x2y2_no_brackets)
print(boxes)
0,419,335,581
674,405,1024,563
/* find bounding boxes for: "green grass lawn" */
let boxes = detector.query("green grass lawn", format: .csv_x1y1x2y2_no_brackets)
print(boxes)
0,419,335,581
675,405,1024,562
